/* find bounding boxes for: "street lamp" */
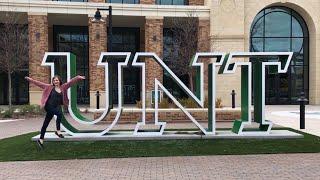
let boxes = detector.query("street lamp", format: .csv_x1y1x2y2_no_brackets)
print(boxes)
92,6,113,52
93,6,114,107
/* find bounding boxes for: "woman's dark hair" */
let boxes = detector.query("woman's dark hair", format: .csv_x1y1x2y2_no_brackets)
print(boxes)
52,75,63,86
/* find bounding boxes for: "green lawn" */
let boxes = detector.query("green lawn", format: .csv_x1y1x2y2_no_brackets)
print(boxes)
0,129,319,162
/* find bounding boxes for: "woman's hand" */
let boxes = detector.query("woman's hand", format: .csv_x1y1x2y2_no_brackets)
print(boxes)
78,75,85,80
25,76,32,81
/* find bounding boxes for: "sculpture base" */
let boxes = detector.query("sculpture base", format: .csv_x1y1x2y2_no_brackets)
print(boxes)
31,130,303,141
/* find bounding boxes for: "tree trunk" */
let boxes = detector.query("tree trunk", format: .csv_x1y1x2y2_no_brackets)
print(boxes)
189,72,194,93
7,72,12,110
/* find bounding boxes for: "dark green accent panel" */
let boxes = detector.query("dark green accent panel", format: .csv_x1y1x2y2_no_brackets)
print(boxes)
259,121,271,131
58,54,83,133
231,66,250,134
268,66,278,74
232,120,242,134
108,67,114,108
218,53,229,74
61,113,80,133
253,61,263,124
195,67,201,99
241,66,249,122
69,53,92,122
189,55,201,99
207,64,213,132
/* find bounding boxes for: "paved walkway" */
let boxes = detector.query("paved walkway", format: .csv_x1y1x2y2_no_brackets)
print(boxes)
266,105,320,137
0,153,319,179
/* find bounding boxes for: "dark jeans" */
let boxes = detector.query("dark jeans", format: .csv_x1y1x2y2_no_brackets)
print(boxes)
40,105,62,139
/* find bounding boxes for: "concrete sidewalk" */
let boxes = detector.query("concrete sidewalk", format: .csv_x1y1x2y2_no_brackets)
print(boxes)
266,105,320,137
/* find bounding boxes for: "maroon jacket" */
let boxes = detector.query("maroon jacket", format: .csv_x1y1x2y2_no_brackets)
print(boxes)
27,76,82,108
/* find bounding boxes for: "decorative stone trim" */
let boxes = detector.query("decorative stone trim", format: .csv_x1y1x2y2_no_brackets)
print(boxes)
0,1,210,18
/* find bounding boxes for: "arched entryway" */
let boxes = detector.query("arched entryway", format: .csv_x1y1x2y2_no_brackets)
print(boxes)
250,6,309,104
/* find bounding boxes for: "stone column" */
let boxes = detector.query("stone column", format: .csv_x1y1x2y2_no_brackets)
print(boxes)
88,16,107,108
189,0,204,6
145,17,163,106
28,14,49,105
197,18,211,92
140,0,155,4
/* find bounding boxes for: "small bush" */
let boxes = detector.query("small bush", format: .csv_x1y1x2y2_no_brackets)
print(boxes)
159,98,170,108
135,100,142,108
20,105,33,115
19,105,44,115
179,97,223,108
215,98,223,108
204,97,208,108
33,105,45,115
179,98,198,108
3,109,13,118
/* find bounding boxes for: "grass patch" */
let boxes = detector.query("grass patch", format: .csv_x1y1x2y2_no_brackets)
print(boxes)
0,129,319,162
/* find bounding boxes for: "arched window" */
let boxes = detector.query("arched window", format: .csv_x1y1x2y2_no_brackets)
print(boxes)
250,6,309,104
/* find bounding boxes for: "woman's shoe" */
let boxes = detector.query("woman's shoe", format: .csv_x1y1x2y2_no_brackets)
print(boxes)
55,131,64,138
36,139,44,149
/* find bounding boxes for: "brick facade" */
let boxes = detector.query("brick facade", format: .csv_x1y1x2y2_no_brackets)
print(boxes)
144,17,164,103
189,0,204,6
197,18,210,92
28,15,49,92
88,17,107,107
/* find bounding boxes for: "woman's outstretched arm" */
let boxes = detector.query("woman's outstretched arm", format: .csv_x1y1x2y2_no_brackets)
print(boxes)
62,75,85,89
25,77,50,89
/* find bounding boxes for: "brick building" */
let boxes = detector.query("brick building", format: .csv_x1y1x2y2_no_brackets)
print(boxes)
0,0,319,108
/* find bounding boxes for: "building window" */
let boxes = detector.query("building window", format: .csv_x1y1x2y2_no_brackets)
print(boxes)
110,28,140,104
53,26,89,104
107,0,140,4
250,6,309,104
163,28,189,98
156,0,188,5
52,0,88,2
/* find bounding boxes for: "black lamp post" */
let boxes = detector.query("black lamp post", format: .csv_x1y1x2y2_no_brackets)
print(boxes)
93,6,114,107
93,6,113,52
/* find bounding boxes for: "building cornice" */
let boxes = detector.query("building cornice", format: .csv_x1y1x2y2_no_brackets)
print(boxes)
0,0,210,18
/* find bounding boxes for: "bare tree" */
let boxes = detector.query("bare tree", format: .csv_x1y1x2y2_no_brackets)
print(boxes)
165,15,199,92
0,12,28,109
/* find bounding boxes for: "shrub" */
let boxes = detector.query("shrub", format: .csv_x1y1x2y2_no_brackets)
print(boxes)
159,98,170,108
3,109,13,118
179,98,198,108
135,100,142,108
19,105,44,116
204,97,208,108
215,97,223,108
179,97,223,108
